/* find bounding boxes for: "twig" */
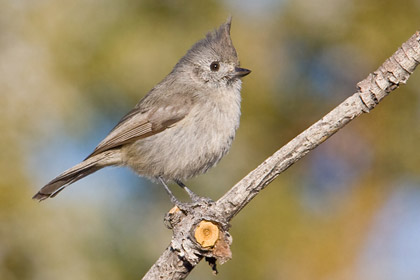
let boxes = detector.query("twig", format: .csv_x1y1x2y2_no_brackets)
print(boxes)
142,31,420,280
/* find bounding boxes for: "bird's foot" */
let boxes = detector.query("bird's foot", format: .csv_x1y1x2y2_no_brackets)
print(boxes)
158,177,214,213
175,180,214,205
172,195,214,214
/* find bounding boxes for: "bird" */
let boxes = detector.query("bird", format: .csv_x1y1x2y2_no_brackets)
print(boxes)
33,17,251,204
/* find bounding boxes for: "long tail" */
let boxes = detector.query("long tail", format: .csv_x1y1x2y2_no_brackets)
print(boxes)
33,149,122,201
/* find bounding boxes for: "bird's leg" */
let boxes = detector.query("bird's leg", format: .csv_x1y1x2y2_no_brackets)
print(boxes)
175,180,200,201
175,180,211,203
158,177,182,206
158,177,213,208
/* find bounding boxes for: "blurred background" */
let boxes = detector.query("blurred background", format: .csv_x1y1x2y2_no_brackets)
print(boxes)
1,0,420,279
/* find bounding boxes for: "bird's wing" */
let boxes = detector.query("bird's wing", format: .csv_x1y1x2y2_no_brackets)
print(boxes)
86,101,192,159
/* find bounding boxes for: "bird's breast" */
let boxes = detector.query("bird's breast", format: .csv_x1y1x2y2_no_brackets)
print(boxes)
123,87,241,181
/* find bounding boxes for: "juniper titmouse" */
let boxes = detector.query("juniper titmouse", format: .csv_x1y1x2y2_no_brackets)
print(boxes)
33,18,251,202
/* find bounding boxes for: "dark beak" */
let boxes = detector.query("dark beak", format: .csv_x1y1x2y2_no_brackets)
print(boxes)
234,67,251,78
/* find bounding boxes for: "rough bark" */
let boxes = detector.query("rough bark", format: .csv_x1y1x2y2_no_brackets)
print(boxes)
142,31,420,279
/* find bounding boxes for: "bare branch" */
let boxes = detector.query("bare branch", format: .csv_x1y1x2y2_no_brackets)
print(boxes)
142,245,195,280
143,31,420,279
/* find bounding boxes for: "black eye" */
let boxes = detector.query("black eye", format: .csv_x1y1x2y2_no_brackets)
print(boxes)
210,61,220,71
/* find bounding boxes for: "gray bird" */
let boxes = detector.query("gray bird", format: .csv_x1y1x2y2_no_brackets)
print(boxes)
33,18,251,203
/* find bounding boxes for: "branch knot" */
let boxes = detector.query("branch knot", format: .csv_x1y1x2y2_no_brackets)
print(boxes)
163,199,232,274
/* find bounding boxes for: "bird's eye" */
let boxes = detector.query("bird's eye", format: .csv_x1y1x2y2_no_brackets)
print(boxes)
210,61,220,72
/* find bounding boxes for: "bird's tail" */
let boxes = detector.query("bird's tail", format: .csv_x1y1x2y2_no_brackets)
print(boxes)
32,149,122,201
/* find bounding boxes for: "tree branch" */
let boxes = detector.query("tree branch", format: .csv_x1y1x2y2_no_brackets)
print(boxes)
142,31,420,279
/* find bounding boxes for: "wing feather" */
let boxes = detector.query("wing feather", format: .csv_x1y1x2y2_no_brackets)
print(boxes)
86,101,192,158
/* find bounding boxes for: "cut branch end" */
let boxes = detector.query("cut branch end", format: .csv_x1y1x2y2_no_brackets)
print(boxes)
194,220,219,248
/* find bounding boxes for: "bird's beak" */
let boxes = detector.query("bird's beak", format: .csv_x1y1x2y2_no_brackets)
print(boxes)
234,67,251,78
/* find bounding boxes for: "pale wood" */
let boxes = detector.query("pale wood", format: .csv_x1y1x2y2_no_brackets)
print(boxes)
195,221,219,248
